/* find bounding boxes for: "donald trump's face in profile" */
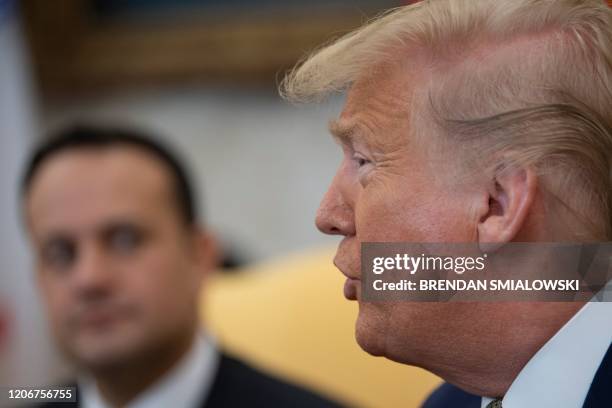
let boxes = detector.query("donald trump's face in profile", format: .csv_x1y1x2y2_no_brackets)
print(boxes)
315,61,479,358
314,58,583,395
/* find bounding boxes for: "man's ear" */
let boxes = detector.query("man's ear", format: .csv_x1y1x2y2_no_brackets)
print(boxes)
477,167,537,252
191,228,220,276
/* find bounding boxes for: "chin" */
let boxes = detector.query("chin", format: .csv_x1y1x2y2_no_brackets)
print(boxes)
354,301,430,367
68,332,144,371
76,345,132,370
354,304,388,357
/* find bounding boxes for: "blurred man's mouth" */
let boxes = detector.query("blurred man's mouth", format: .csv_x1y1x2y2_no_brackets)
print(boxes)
73,304,132,332
79,310,119,330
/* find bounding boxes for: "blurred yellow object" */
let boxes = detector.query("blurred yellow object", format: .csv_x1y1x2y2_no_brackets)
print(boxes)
201,246,441,408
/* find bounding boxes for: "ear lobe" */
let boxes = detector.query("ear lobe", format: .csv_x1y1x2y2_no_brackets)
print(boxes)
192,229,220,275
477,167,537,252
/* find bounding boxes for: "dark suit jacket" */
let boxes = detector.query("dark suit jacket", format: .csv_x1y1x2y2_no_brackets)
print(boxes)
36,352,344,408
421,344,612,408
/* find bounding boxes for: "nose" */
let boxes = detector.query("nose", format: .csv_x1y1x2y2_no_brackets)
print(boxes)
315,173,356,236
73,243,113,296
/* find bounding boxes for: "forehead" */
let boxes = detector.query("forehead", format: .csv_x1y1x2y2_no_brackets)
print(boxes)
332,57,428,148
26,146,175,233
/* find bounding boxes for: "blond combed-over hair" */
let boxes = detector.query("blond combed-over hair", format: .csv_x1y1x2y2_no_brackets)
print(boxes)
281,0,612,239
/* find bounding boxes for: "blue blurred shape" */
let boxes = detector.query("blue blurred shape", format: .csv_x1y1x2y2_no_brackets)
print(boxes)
0,0,15,24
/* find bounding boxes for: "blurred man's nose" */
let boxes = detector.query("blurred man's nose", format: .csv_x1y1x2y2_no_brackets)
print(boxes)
315,175,356,236
73,243,113,294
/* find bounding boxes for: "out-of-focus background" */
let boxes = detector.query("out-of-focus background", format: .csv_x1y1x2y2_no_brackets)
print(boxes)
1,1,442,407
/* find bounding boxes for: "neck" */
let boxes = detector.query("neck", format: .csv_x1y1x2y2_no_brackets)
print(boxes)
435,302,585,397
91,327,196,407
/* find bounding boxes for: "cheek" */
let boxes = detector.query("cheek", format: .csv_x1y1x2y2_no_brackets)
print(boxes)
355,175,474,242
40,278,67,316
126,247,199,316
355,179,431,241
39,278,74,338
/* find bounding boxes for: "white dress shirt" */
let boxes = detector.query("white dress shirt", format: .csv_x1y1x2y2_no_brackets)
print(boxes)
80,332,219,408
481,285,612,408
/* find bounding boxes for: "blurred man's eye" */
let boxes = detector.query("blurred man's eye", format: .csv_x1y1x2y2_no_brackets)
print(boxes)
106,225,144,254
41,239,77,271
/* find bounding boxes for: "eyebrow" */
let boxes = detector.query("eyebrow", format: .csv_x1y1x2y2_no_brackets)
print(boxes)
328,119,362,145
37,218,147,243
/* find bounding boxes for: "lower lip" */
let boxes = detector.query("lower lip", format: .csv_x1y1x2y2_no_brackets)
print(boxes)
344,278,359,300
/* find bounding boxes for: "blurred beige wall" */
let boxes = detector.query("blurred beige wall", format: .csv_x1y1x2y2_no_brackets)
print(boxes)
42,90,344,262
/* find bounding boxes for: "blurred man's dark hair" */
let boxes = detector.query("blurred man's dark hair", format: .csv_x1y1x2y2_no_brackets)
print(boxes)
21,125,197,226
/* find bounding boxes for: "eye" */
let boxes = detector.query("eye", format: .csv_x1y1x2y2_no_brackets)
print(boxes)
42,238,77,271
106,225,143,255
353,153,372,168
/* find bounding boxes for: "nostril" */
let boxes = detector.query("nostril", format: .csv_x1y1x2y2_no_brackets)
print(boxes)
317,218,344,236
316,198,354,236
315,217,334,235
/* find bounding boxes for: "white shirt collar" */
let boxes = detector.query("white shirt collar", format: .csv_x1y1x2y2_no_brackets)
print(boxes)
480,285,612,408
80,331,219,408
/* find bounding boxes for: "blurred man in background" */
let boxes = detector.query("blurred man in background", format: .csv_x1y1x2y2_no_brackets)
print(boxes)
282,0,612,407
21,126,342,408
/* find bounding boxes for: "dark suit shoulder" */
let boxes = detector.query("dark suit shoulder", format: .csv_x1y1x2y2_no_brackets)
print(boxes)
583,343,612,408
204,353,345,408
421,383,481,408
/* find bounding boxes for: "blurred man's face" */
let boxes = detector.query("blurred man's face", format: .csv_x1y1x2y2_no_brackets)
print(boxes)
316,62,481,362
26,147,206,372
